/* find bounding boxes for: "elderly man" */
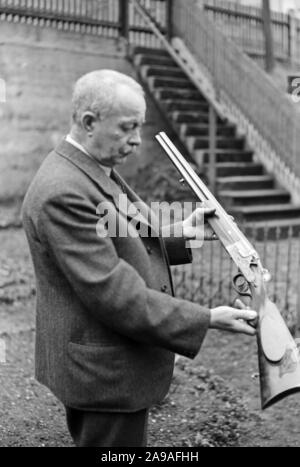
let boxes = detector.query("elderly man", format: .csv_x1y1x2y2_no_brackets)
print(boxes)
22,70,256,447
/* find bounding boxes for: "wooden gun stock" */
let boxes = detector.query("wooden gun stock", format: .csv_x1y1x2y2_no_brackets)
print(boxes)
156,131,300,409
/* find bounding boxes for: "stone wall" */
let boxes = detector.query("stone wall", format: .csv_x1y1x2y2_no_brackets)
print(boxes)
0,20,165,206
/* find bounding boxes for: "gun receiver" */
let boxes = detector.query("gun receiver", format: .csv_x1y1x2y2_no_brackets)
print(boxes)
156,131,300,409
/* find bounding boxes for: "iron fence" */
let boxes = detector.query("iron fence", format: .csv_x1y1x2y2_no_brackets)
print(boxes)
128,0,168,47
0,0,121,36
198,0,300,64
0,0,169,43
172,224,300,332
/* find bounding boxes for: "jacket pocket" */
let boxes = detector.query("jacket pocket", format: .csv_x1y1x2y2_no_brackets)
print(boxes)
66,341,132,411
65,341,173,412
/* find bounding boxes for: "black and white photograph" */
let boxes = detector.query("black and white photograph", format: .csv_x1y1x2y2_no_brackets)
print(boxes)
0,0,300,449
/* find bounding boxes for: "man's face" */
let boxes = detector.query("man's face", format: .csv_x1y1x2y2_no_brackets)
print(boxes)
89,85,146,167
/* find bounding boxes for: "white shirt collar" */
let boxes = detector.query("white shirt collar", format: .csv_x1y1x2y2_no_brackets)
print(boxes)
65,134,112,177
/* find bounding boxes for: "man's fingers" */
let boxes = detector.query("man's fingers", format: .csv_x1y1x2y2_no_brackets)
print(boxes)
234,296,253,310
234,309,257,321
234,298,248,310
233,320,257,336
203,208,216,218
194,207,216,220
210,306,257,335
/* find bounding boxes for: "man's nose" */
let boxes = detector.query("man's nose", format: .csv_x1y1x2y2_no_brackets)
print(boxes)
129,128,142,147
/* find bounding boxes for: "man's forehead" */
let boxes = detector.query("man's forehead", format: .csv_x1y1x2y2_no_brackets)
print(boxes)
114,84,146,114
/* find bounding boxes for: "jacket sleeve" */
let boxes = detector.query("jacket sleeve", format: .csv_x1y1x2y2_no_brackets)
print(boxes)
37,192,210,359
161,222,193,266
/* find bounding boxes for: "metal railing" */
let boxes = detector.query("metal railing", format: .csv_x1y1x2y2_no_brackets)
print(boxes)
131,0,167,31
0,0,120,36
0,0,170,43
128,0,169,48
172,0,300,181
197,0,300,64
172,224,300,332
3,0,299,61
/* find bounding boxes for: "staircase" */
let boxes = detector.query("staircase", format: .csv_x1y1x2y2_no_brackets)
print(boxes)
132,46,300,229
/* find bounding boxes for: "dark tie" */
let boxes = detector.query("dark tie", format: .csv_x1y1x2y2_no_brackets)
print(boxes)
110,169,127,194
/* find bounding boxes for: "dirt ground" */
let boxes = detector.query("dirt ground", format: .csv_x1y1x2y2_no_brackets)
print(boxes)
0,227,300,447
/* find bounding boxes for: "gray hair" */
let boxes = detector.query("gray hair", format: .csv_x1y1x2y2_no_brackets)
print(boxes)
71,70,144,125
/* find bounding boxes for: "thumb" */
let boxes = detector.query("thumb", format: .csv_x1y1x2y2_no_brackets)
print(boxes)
234,298,250,309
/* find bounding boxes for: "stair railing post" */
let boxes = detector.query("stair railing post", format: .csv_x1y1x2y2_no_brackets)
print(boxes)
288,10,297,65
119,0,130,41
209,104,217,195
166,0,173,41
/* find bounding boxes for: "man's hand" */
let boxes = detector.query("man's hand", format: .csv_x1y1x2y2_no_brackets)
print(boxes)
182,206,217,241
209,305,257,336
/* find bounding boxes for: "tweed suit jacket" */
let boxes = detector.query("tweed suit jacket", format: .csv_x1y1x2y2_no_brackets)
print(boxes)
22,139,211,412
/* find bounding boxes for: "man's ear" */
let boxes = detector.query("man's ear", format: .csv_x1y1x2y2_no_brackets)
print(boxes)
81,112,98,134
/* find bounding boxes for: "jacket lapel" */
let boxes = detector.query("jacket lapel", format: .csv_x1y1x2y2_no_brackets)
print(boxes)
55,139,121,206
55,139,159,236
111,170,160,236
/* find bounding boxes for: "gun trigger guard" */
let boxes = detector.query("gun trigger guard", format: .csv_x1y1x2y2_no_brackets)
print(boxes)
233,273,252,298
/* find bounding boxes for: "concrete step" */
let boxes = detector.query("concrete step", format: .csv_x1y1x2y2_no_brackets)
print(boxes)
230,204,300,222
196,149,254,164
155,87,201,101
183,123,236,138
217,175,274,190
141,65,187,79
171,110,224,123
133,47,171,57
219,189,291,206
149,76,195,89
188,135,245,150
167,105,209,117
134,53,175,68
203,163,263,177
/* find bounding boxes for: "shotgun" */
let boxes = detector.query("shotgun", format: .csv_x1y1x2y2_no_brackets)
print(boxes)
156,131,300,409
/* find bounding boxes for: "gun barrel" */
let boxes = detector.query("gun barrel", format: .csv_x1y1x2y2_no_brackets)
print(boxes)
156,131,300,409
156,132,260,283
